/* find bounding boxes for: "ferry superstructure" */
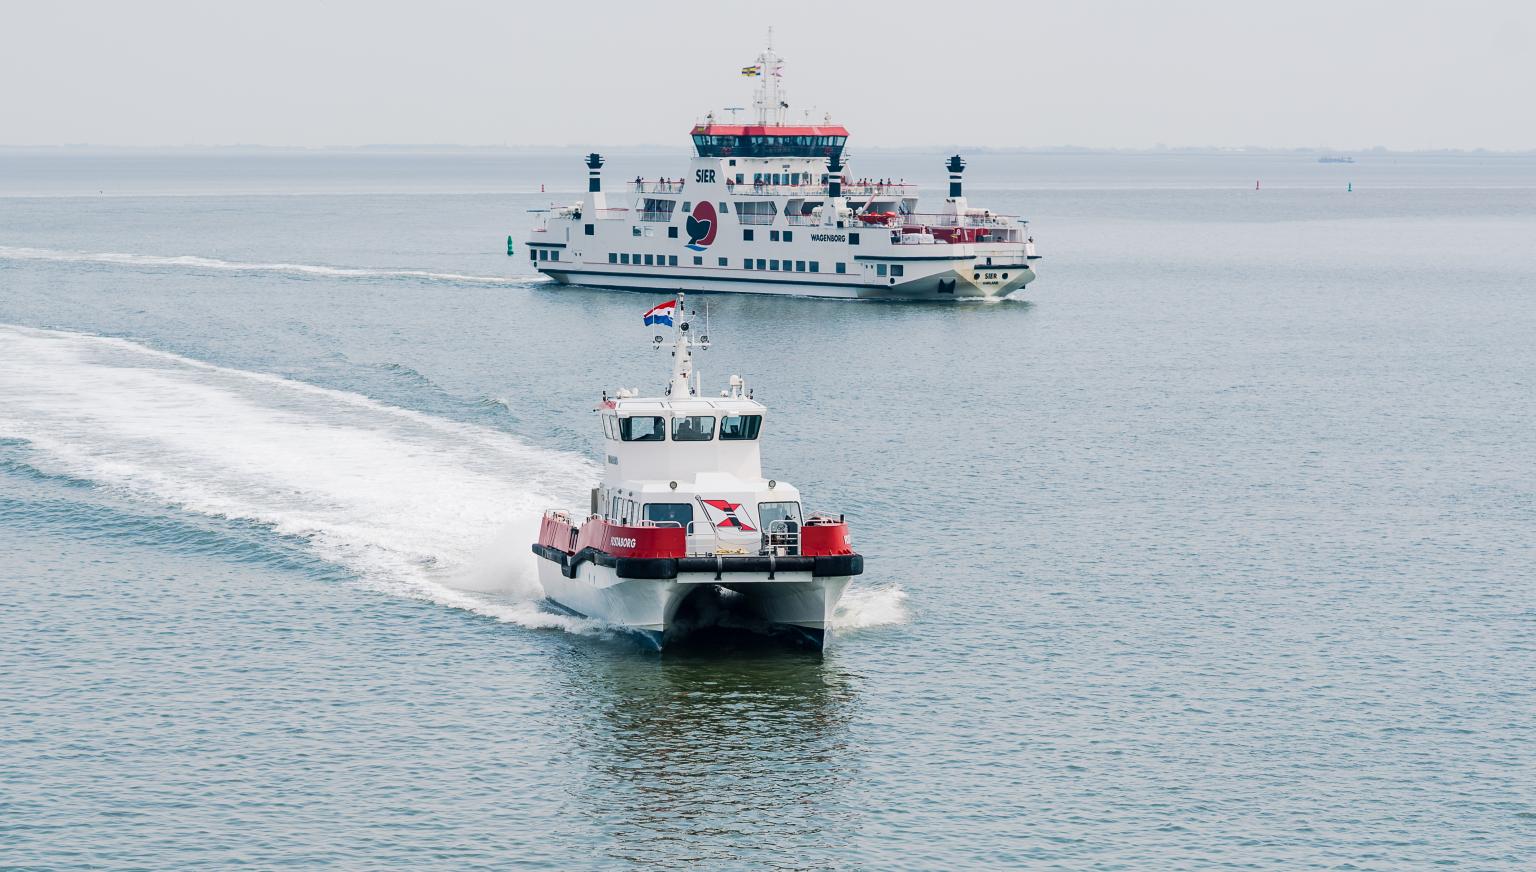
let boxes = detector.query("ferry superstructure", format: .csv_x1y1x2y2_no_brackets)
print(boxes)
532,294,863,650
524,40,1040,300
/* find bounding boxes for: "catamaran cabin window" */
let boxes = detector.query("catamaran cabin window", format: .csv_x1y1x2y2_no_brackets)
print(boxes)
608,253,617,264
836,262,846,274
758,501,802,529
620,253,630,264
693,256,703,266
644,503,694,528
672,415,715,441
619,416,666,442
719,414,762,440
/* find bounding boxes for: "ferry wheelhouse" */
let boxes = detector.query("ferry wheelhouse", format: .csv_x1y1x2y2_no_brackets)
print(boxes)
532,294,863,649
524,41,1040,300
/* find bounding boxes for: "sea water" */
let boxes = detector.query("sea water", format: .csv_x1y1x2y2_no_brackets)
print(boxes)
1,150,1534,869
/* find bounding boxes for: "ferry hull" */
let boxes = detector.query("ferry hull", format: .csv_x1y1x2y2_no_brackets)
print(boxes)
535,557,851,651
543,265,1034,300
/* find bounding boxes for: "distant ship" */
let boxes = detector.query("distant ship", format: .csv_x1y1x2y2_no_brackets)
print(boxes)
1318,156,1356,164
523,37,1040,300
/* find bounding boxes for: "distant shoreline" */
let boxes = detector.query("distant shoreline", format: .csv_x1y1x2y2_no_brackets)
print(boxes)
3,144,1533,158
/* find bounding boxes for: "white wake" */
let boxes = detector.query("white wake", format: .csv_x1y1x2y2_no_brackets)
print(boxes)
0,245,515,286
0,324,594,631
0,326,906,636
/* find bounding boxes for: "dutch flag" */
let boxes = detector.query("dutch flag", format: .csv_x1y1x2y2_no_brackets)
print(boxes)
642,299,677,327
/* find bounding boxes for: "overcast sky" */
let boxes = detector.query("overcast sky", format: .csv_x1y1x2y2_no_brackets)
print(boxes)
3,0,1532,150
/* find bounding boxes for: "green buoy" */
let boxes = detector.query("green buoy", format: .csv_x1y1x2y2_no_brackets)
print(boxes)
1347,182,1353,192
506,235,515,256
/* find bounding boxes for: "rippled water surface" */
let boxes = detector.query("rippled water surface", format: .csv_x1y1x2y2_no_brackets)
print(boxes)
2,150,1535,869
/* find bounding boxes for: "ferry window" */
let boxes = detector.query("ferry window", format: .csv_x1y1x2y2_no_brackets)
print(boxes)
584,224,594,236
644,503,694,528
810,262,819,273
756,259,766,269
836,262,846,274
528,250,536,262
743,229,754,241
718,257,727,266
892,265,904,277
644,254,654,265
693,256,703,266
783,231,793,242
744,259,753,270
735,173,744,183
759,501,802,529
780,261,792,272
609,253,617,264
877,264,888,277
619,416,666,442
770,230,780,241
632,226,641,236
669,255,678,266
795,260,805,272
668,226,678,238
672,415,715,442
682,202,691,212
849,232,860,245
720,414,762,440
550,251,558,261
604,415,618,439
770,259,779,270
718,202,728,214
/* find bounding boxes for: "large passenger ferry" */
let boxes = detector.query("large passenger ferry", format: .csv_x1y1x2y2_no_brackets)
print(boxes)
524,39,1040,300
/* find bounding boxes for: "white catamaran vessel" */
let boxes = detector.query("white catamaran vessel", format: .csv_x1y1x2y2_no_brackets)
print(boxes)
532,294,863,649
524,38,1040,300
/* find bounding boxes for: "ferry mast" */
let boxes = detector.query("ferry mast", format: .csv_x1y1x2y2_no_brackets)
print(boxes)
752,30,787,126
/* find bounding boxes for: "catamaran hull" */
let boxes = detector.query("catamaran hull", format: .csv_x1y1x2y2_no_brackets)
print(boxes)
535,557,852,650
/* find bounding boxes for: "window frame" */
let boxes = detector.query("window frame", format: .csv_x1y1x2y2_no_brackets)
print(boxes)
671,415,717,442
719,414,763,441
618,416,667,442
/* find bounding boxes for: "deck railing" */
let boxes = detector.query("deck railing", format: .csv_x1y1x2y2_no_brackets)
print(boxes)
631,182,686,194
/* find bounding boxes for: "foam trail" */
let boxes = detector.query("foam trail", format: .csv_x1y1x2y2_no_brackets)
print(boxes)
833,585,907,630
0,245,518,286
0,325,596,633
